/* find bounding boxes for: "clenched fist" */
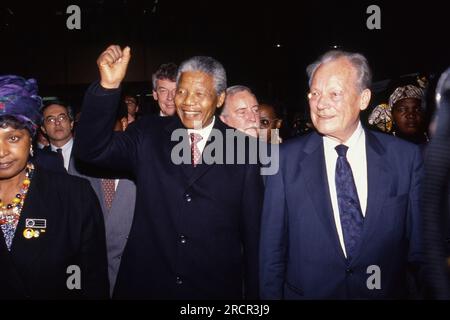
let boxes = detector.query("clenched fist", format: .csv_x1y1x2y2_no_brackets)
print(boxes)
97,45,131,89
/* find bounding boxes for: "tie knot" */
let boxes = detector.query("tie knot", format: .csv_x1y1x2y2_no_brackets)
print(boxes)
190,133,203,144
335,144,348,157
56,148,62,154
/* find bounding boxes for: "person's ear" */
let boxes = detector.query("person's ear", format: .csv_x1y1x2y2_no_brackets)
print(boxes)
70,121,74,131
360,89,371,111
152,90,158,101
217,92,226,108
41,125,47,135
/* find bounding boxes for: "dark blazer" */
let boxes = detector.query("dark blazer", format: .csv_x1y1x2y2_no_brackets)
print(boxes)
43,140,137,296
74,83,264,299
31,148,66,173
260,129,424,299
0,167,109,299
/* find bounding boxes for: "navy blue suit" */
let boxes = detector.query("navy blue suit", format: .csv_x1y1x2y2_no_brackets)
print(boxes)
260,129,423,299
74,83,263,299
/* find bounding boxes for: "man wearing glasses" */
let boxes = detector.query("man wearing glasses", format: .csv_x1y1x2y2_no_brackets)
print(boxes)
40,101,75,171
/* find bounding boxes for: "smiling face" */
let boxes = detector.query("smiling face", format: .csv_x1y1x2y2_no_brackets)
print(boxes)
0,126,31,180
153,78,177,116
308,57,371,142
175,71,225,129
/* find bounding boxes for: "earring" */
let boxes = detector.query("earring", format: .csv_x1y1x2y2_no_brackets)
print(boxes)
30,145,34,157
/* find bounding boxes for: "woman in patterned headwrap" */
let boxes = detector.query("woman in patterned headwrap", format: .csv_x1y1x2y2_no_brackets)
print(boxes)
389,84,429,144
0,75,109,299
369,84,429,145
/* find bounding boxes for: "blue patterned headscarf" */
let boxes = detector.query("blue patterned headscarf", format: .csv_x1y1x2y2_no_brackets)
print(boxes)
0,75,42,136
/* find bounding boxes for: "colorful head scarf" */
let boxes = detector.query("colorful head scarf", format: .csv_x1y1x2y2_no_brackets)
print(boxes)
389,84,424,108
368,103,393,133
0,75,42,136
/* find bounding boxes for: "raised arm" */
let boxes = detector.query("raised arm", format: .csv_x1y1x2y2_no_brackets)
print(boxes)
73,45,141,174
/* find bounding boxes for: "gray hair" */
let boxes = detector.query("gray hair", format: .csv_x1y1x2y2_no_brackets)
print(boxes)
40,100,74,123
221,85,257,116
306,50,372,92
152,62,178,90
176,56,227,95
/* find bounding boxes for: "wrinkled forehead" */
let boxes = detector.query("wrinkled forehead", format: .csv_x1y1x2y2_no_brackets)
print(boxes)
178,71,215,92
228,91,258,109
156,78,177,90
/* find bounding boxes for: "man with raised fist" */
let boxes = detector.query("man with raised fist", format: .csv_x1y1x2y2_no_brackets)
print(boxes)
74,45,263,299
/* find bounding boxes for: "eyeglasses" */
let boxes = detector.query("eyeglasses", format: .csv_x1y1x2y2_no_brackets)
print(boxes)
45,114,69,125
124,99,137,105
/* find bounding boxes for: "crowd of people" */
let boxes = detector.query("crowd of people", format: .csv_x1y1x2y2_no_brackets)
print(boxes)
0,44,448,300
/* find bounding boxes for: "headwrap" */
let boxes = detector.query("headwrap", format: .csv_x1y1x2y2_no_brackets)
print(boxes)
368,103,393,133
0,75,42,136
388,84,424,108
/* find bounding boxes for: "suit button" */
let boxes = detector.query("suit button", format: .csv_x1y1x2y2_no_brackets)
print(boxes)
180,235,187,244
346,268,353,275
176,276,183,285
185,193,192,202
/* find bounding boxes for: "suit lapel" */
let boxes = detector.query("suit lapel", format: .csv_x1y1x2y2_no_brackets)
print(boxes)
350,129,390,264
163,117,192,183
300,132,347,262
185,119,228,188
10,168,52,272
164,117,225,188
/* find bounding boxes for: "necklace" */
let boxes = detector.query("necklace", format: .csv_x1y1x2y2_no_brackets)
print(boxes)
0,163,34,227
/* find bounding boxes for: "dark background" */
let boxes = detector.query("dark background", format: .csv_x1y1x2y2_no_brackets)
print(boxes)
1,0,449,120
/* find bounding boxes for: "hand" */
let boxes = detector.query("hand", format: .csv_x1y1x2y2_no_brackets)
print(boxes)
97,45,131,89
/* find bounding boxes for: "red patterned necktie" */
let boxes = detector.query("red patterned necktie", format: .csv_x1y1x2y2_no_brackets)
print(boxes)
190,133,203,167
101,179,116,210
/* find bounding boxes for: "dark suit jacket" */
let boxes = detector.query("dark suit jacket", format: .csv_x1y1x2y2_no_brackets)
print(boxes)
31,148,66,173
73,83,264,299
260,129,424,299
0,167,109,299
44,140,137,297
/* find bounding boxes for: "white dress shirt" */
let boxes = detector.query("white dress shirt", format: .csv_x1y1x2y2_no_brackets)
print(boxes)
187,116,215,154
51,138,73,171
323,122,368,257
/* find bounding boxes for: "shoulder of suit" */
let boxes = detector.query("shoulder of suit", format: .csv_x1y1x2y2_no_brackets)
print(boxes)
36,166,92,189
130,113,175,132
280,132,317,151
368,129,420,154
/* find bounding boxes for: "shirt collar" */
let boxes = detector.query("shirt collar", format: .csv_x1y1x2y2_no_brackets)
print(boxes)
187,116,215,139
323,121,363,149
51,137,73,152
